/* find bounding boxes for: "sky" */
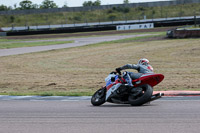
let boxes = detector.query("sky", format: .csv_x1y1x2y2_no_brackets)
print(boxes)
0,0,170,7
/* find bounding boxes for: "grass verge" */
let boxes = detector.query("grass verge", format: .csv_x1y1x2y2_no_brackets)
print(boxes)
0,32,199,96
0,90,93,96
0,40,74,49
97,32,165,44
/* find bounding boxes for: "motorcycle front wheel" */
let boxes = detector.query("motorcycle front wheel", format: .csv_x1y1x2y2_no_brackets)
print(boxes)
91,87,106,106
128,84,153,106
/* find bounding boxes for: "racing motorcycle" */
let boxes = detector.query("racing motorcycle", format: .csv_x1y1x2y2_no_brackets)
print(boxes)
91,71,164,106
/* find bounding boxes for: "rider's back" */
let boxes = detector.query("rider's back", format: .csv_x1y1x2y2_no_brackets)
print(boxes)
137,64,153,74
120,64,153,74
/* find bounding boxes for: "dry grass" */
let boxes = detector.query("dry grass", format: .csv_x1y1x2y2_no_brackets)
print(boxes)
0,37,200,95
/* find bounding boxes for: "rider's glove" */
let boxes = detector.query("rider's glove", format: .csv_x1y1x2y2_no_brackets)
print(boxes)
115,67,122,75
110,71,117,74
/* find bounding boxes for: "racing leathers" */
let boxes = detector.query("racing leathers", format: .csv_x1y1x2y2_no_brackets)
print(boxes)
116,64,153,87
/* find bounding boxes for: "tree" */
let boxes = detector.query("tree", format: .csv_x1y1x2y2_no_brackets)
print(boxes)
83,1,93,7
40,0,58,9
93,0,101,6
32,4,39,9
63,1,68,8
19,0,34,9
13,4,17,9
108,13,117,21
83,0,101,7
123,0,129,4
0,4,12,11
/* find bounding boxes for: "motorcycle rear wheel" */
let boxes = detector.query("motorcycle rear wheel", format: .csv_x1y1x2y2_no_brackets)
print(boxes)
91,87,106,106
128,84,153,106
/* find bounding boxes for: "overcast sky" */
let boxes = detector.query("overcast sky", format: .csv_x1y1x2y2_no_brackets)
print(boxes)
1,0,170,7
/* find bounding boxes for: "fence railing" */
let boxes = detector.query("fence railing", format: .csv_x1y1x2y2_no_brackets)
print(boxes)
2,15,200,32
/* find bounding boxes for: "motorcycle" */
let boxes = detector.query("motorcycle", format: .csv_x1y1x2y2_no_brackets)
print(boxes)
91,71,164,106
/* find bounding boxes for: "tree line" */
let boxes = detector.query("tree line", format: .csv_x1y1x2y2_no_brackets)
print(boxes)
0,0,130,11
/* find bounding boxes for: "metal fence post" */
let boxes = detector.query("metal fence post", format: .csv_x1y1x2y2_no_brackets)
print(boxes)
12,24,14,31
194,13,197,27
98,18,100,25
36,23,38,30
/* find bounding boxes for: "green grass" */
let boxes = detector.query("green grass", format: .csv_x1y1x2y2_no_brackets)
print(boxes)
0,31,165,49
1,3,200,27
0,32,199,96
177,25,200,30
0,90,93,96
0,40,74,49
100,32,165,44
85,32,165,47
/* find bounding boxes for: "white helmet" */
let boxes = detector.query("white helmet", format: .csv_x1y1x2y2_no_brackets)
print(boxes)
138,58,149,65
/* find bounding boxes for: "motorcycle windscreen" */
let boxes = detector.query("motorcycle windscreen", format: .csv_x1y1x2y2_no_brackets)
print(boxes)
106,75,119,88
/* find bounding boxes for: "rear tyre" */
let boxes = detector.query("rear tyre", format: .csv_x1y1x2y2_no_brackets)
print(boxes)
128,84,153,106
91,87,106,106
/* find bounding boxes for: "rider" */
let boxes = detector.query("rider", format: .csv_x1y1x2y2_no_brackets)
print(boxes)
115,58,154,88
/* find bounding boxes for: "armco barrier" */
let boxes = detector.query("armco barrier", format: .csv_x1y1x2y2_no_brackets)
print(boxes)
6,17,198,36
0,28,6,36
0,32,7,36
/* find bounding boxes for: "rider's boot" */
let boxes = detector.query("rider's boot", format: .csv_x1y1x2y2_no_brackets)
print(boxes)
123,71,134,88
125,84,134,90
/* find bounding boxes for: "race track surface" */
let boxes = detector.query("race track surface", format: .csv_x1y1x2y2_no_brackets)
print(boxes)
0,34,154,57
0,98,200,133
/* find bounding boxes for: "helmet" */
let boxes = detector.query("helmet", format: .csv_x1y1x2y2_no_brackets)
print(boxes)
138,58,149,65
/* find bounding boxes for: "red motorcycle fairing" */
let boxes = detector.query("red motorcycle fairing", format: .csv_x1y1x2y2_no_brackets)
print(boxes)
132,73,164,87
106,73,164,91
106,77,126,91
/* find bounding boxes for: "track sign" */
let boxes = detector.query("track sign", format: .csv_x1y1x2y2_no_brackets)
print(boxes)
116,23,154,31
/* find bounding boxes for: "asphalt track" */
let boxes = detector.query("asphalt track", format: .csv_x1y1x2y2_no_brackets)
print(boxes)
0,34,154,57
0,97,200,133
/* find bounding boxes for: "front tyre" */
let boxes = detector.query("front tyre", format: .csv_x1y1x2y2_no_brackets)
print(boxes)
91,87,106,106
128,84,153,106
